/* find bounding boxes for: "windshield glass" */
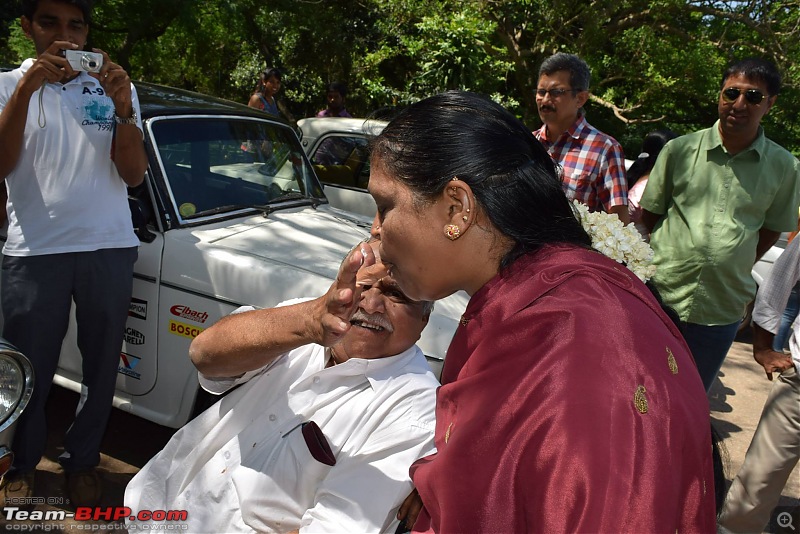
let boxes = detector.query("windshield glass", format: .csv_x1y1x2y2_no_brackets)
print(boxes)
150,116,324,219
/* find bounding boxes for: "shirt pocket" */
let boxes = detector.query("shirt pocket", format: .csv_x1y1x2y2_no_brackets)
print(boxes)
235,420,335,531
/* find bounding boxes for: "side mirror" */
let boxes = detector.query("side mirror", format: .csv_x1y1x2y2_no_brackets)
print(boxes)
128,197,156,243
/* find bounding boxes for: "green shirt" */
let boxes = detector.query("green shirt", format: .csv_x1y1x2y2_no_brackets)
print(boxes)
640,121,800,324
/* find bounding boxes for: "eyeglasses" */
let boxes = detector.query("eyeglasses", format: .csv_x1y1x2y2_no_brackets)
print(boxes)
535,88,576,99
721,87,767,105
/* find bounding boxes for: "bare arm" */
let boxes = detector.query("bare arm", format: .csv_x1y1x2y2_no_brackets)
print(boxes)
609,204,630,225
190,242,377,377
641,209,662,235
91,49,146,187
755,228,781,263
247,93,262,109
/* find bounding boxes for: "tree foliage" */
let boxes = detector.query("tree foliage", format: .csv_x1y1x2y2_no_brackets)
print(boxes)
0,0,797,154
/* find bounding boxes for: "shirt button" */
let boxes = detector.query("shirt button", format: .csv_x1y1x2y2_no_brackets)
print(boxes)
269,414,276,421
313,377,321,384
224,451,231,459
62,87,66,91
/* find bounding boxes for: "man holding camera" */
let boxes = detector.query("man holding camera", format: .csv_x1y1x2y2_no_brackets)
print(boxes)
0,0,146,507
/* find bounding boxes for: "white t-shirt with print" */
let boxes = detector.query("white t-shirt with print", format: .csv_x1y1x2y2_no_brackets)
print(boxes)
0,58,141,256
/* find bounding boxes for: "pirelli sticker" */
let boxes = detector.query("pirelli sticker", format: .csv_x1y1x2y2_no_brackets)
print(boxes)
169,319,205,339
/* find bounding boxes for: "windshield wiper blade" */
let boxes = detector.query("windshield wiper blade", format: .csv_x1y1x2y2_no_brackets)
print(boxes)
193,203,276,217
268,192,322,209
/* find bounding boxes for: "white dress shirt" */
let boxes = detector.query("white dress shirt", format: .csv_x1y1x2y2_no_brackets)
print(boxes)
753,237,800,373
125,339,438,533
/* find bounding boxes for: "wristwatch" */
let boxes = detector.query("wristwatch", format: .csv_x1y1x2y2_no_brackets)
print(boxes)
114,110,138,125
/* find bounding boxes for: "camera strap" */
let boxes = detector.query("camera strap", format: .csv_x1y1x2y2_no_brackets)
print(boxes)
37,80,48,129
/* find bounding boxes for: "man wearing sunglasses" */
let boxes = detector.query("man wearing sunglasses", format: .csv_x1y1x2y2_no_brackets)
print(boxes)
640,58,800,392
533,52,630,224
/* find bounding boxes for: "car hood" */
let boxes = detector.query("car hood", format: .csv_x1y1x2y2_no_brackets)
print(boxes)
160,206,370,300
210,208,369,277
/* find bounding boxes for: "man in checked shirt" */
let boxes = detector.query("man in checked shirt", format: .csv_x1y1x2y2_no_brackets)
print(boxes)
533,52,630,224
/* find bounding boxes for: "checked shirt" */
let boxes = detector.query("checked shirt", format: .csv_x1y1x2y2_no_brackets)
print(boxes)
534,113,628,212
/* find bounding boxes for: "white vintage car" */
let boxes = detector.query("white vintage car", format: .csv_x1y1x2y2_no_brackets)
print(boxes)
298,117,387,218
0,84,466,429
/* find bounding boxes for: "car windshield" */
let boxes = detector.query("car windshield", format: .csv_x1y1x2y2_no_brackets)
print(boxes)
149,116,324,219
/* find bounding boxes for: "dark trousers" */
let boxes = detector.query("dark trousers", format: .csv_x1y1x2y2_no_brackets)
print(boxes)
2,247,137,473
680,320,741,392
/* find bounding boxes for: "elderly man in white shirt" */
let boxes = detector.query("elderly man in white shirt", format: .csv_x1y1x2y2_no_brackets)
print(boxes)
125,241,438,533
718,237,800,533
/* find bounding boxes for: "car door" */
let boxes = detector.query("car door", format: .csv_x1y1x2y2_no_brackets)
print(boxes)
308,134,378,218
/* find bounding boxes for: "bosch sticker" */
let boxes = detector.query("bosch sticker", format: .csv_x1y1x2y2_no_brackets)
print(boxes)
169,320,205,339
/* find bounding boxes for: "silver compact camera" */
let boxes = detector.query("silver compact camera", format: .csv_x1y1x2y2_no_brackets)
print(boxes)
65,50,103,73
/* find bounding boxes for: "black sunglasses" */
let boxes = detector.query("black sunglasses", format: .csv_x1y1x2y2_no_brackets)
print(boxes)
535,88,577,98
721,87,767,105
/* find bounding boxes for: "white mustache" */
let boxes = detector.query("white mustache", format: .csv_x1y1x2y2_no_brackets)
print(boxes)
350,310,393,333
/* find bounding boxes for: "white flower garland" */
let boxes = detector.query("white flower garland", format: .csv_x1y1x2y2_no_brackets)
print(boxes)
572,200,657,283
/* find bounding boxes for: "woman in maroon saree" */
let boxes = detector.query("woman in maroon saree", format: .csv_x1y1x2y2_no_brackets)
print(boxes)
367,91,717,533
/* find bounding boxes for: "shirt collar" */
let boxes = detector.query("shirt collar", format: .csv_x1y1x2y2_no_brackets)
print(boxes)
565,110,589,140
323,344,428,391
540,110,587,143
707,119,766,158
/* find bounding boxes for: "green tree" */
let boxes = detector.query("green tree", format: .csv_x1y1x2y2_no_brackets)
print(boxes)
1,0,797,153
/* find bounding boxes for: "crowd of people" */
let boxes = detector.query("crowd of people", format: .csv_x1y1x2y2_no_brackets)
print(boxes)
1,0,799,532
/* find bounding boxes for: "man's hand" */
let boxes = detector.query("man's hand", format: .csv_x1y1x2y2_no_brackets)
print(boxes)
19,41,77,90
311,241,378,347
89,49,134,115
397,488,423,531
752,323,794,380
753,347,794,381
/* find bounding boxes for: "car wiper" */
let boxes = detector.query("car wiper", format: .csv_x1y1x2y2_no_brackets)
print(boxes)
193,203,276,217
269,191,308,203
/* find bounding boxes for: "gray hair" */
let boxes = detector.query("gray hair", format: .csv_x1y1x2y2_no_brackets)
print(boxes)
538,53,591,92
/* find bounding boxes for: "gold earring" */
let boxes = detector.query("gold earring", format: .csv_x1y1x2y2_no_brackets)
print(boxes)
462,216,468,221
445,224,461,240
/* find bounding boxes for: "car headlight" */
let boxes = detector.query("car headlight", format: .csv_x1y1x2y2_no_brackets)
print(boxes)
0,343,34,434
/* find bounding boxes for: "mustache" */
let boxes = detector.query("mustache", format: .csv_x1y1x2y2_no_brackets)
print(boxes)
350,309,393,333
539,105,556,113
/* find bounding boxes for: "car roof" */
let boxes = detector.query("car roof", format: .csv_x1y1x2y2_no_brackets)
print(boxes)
297,117,388,139
135,81,289,124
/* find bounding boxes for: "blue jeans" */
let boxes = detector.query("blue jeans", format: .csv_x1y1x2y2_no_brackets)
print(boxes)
773,283,800,351
681,321,741,392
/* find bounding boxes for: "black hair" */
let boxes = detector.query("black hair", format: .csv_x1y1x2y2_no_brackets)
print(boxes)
722,57,781,97
254,67,282,94
22,0,92,24
626,129,677,189
538,53,591,92
371,90,591,268
326,81,347,98
262,67,282,82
